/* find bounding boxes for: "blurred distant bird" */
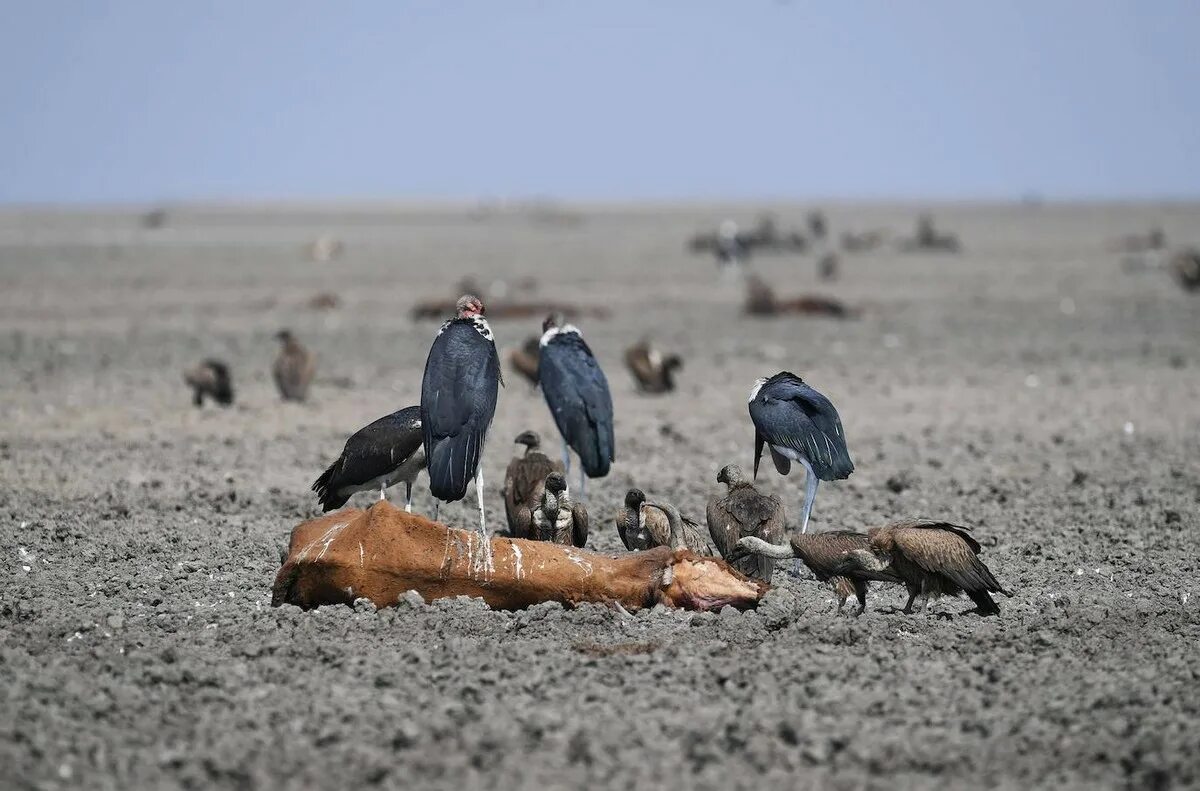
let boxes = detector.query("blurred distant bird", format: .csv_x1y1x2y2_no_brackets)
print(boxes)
642,500,715,555
716,220,748,271
817,252,840,281
1113,227,1167,254
538,314,615,498
807,210,828,241
900,214,961,253
508,336,541,387
615,489,656,551
749,372,853,533
1171,248,1200,292
311,406,425,512
706,464,785,582
420,294,501,537
735,530,903,615
530,472,589,547
183,359,234,407
624,339,683,394
833,520,1013,616
503,430,564,537
272,330,316,402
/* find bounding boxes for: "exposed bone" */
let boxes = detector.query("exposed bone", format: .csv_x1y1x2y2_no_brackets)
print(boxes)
272,501,765,612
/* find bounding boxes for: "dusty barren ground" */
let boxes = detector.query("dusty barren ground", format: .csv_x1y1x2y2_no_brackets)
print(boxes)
1,202,1198,790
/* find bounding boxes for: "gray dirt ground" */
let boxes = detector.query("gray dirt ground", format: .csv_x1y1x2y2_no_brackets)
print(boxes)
1,202,1198,790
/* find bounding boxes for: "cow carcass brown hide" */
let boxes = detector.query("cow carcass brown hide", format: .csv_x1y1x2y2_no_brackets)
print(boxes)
272,501,765,612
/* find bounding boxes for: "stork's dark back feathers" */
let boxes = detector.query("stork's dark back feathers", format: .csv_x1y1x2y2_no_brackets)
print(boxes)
420,318,500,502
312,406,423,512
539,328,615,478
749,371,853,481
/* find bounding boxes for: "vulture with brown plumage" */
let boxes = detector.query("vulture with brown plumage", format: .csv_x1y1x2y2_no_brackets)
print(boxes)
183,358,234,407
642,500,715,556
833,520,1013,616
705,463,785,582
530,472,589,547
272,330,317,402
508,336,541,387
736,531,902,615
502,430,564,537
624,339,683,394
615,489,656,551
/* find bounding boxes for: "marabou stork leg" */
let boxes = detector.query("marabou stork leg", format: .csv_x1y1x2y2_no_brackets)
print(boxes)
433,500,440,524
561,439,571,482
474,469,487,538
404,482,413,513
579,469,586,502
797,457,820,534
379,483,386,501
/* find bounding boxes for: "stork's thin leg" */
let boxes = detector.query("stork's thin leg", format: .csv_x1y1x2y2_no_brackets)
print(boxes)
474,469,487,538
579,469,586,502
433,500,440,523
379,482,386,501
404,482,412,513
561,440,571,481
797,457,820,534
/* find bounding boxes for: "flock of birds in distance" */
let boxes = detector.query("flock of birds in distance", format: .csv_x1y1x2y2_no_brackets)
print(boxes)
179,210,1196,618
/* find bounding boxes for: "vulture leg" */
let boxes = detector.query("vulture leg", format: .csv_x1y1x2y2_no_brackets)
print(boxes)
901,587,919,614
404,482,413,513
853,579,868,617
797,457,819,534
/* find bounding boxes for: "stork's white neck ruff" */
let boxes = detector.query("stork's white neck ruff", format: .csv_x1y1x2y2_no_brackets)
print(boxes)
540,324,581,347
438,316,494,341
748,377,768,403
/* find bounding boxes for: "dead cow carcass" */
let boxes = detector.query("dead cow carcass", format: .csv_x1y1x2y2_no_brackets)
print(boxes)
272,501,765,612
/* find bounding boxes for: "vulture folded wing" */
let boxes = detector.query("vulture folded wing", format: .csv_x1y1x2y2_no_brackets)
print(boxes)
892,524,1002,593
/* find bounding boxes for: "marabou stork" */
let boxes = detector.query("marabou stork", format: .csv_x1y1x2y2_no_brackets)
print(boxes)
537,314,615,498
748,371,853,533
419,295,501,538
311,406,426,512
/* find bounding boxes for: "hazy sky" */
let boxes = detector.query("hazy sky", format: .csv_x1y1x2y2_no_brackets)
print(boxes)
2,1,1197,204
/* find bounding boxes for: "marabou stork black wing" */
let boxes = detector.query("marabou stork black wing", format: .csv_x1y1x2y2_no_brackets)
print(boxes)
538,333,615,478
749,372,853,481
420,321,501,502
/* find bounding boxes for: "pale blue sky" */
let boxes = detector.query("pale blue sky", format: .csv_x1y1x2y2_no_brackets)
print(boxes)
1,1,1197,204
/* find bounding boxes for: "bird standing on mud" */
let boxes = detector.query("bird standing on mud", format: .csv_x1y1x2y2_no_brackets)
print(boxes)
624,339,683,394
502,430,564,537
748,371,853,533
615,489,657,551
706,464,785,582
311,406,426,512
508,336,542,387
183,359,234,407
833,520,1012,616
420,295,501,537
530,472,589,547
735,531,902,615
537,314,615,498
272,330,316,402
